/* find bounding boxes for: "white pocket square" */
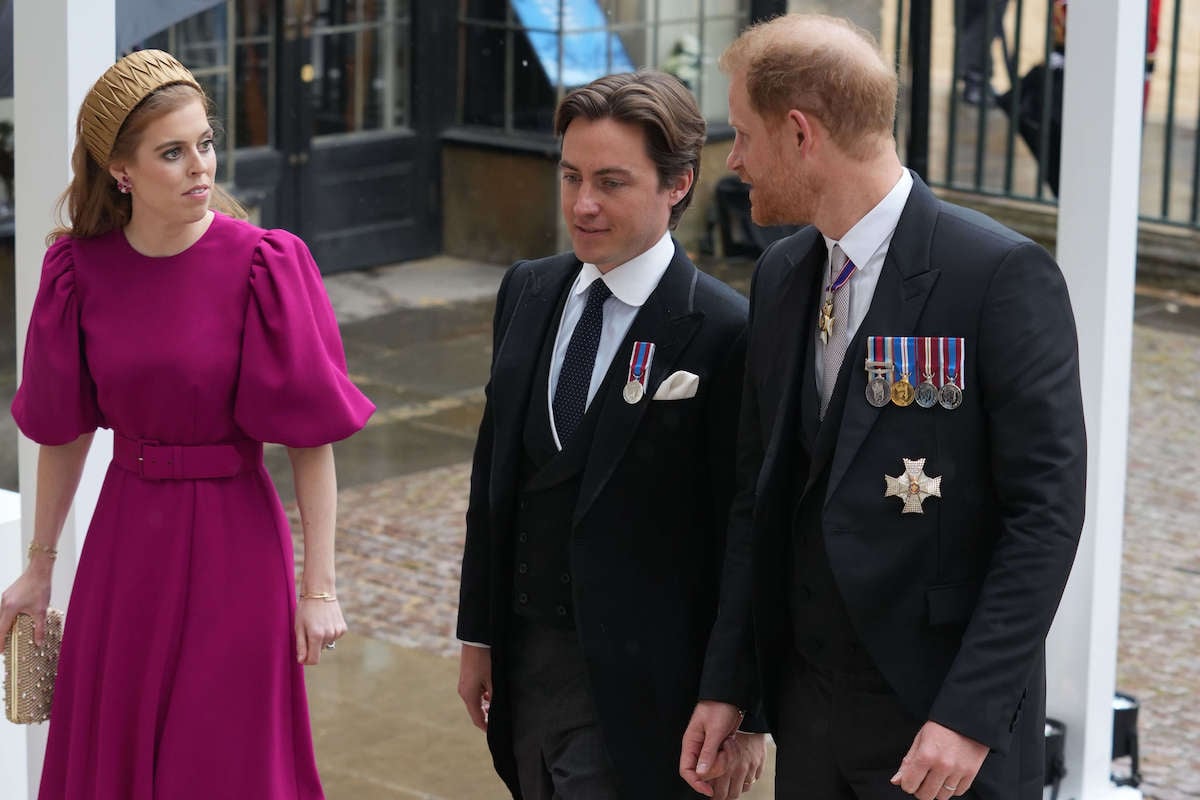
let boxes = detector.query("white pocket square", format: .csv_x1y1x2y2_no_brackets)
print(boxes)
652,371,700,401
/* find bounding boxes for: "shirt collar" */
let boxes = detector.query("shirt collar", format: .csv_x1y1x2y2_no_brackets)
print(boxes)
821,169,914,272
572,231,675,307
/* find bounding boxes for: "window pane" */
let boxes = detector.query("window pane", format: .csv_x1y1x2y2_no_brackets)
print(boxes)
457,0,749,131
175,8,228,70
699,16,741,119
459,23,510,127
658,0,704,24
657,22,700,90
194,73,231,180
235,42,272,147
237,0,274,38
317,0,373,26
312,30,386,136
705,0,747,15
463,0,509,22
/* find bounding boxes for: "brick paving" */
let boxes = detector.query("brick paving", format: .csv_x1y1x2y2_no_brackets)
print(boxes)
294,299,1200,799
1117,301,1200,800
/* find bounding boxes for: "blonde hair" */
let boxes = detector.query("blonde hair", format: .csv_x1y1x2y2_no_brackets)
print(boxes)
720,14,898,158
49,80,245,244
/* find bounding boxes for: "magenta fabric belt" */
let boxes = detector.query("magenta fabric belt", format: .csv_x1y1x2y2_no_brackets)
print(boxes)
112,432,263,480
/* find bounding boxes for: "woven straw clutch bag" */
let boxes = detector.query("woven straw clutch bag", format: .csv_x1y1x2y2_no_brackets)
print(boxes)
3,610,64,724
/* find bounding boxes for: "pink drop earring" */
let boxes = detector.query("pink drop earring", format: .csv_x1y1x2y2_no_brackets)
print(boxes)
117,175,132,194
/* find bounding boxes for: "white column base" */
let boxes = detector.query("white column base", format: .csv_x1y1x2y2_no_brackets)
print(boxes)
1044,781,1143,800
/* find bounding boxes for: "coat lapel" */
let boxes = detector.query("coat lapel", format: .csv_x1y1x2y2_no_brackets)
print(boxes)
490,256,579,476
756,234,826,498
824,174,942,503
574,246,702,525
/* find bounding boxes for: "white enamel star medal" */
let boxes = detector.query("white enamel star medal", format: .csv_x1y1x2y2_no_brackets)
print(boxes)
884,457,942,514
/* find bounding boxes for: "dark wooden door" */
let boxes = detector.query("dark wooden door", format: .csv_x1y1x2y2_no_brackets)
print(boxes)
277,0,454,272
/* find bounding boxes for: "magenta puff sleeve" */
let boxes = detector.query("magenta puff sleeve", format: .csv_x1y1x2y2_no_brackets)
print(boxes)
233,229,374,446
11,239,105,445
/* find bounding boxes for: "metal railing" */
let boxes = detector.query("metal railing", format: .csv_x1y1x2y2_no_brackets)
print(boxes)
894,0,1200,231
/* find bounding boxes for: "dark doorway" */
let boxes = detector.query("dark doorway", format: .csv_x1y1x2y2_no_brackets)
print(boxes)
270,0,453,271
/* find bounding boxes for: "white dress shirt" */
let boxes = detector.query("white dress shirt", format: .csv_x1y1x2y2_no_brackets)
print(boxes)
814,169,914,392
548,231,675,450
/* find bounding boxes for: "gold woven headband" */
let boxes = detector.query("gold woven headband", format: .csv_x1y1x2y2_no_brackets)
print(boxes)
80,49,203,166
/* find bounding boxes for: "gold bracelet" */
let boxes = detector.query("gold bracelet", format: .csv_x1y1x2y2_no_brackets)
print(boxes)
299,591,337,602
27,542,58,561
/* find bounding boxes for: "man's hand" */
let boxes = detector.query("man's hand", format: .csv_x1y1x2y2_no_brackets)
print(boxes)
706,732,766,800
457,643,493,732
680,700,745,796
890,720,989,800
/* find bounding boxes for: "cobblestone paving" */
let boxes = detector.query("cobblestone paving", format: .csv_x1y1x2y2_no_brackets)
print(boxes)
290,462,473,658
1118,307,1200,800
293,310,1200,799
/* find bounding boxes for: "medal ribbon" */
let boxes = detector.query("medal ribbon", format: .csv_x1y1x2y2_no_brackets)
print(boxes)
868,336,886,369
894,336,910,380
938,337,946,388
627,341,655,386
921,337,932,380
945,337,958,388
883,336,894,382
955,337,965,390
906,337,917,380
828,256,857,293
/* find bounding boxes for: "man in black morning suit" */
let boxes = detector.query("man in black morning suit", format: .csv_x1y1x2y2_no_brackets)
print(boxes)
456,71,765,800
682,15,1086,800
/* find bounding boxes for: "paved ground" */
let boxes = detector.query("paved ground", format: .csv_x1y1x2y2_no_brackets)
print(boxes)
1116,291,1200,800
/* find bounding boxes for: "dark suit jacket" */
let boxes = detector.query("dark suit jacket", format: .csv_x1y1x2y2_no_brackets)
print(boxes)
701,174,1086,799
457,241,750,799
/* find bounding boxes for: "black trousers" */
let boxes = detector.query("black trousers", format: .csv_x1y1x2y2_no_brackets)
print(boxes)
956,0,1010,80
773,653,982,800
507,621,622,800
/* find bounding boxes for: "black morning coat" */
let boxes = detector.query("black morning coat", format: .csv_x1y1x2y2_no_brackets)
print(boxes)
457,240,752,799
699,173,1087,800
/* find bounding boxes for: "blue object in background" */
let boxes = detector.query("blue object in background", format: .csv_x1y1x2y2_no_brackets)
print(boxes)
511,0,635,87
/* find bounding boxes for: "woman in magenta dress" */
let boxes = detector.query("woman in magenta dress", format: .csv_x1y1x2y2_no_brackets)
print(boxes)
0,50,374,798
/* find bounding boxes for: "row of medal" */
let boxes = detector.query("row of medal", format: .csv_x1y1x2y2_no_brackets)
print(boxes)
865,336,966,410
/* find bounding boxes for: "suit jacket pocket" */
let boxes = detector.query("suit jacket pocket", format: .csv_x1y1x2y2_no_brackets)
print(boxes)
926,581,978,626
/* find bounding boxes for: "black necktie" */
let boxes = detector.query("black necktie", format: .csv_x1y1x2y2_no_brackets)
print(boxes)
553,279,612,444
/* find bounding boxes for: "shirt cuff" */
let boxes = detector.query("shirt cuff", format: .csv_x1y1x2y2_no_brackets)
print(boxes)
459,640,491,649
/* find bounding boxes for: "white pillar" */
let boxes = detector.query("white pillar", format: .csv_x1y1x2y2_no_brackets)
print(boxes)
4,3,115,799
0,490,28,800
1048,0,1146,797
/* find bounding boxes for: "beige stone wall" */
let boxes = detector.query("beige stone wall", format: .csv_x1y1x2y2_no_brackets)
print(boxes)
441,145,561,265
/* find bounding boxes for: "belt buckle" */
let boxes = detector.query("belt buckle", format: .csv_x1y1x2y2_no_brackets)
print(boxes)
137,439,164,479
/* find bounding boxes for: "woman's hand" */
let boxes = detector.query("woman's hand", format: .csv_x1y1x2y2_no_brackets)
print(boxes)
0,567,54,646
295,596,347,665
